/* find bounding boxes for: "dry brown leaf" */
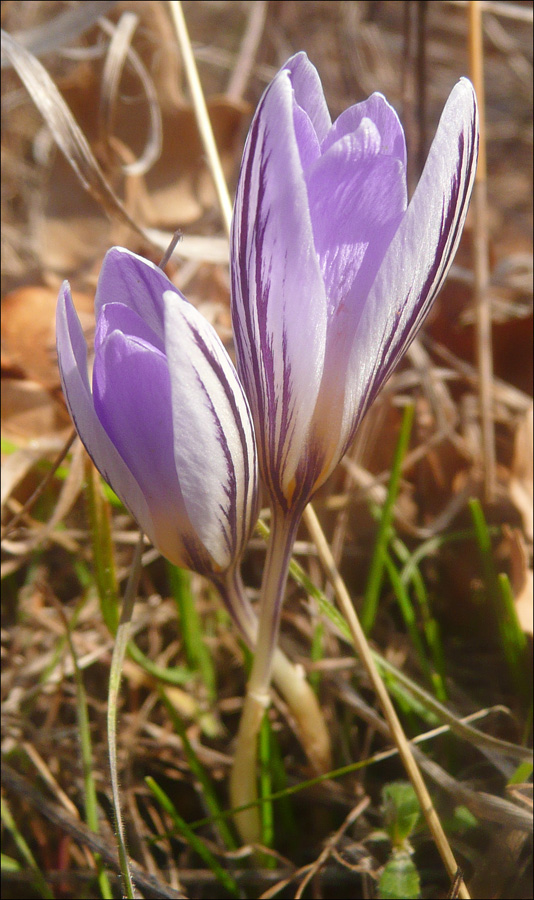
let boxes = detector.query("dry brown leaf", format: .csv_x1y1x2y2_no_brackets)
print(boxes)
1,378,70,444
1,285,94,389
126,98,249,229
24,49,247,275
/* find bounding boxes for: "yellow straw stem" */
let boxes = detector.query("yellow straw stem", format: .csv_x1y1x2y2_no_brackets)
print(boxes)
303,504,471,900
167,0,233,235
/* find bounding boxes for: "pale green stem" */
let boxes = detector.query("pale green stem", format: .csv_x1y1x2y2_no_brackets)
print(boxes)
229,507,299,843
219,568,332,775
107,532,145,899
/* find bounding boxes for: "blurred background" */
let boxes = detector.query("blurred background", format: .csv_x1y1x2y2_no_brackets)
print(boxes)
1,3,532,898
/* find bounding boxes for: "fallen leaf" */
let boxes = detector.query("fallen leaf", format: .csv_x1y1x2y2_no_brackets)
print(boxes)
1,285,94,389
1,378,70,444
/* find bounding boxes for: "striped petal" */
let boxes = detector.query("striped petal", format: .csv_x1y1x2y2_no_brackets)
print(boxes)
164,289,259,571
231,62,328,507
344,78,478,448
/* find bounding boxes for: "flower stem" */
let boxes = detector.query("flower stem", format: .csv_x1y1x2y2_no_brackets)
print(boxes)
229,508,298,844
219,568,332,776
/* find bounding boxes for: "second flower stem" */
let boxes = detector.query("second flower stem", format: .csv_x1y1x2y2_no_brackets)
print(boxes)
229,507,298,844
219,568,332,776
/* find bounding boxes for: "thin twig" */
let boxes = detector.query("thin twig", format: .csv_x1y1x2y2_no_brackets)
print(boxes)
447,0,534,24
1,429,77,540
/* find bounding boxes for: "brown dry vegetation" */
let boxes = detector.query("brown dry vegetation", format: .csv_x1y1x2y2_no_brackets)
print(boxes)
1,2,533,898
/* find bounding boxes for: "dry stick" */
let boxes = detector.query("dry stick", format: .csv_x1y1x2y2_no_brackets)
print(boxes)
302,504,471,900
469,0,496,502
167,3,468,891
167,0,233,235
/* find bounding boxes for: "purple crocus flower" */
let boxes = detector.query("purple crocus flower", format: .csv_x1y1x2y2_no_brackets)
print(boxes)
56,247,259,583
229,53,478,842
231,52,478,516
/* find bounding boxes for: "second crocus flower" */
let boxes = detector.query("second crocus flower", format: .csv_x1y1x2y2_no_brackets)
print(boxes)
229,52,478,841
231,52,478,517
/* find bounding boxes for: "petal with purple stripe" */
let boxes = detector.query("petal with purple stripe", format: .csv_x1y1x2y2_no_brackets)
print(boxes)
345,78,478,440
164,289,259,571
231,66,328,501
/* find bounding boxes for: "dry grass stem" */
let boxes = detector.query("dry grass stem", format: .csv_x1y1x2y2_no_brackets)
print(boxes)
469,1,497,502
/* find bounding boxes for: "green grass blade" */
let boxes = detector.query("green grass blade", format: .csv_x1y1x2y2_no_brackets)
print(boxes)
259,712,275,854
84,464,119,635
168,563,217,701
1,797,54,899
508,759,533,786
146,777,240,898
361,404,414,633
382,549,435,689
391,537,447,700
498,572,531,705
127,641,194,686
62,610,113,898
310,619,325,693
469,498,531,703
159,691,237,849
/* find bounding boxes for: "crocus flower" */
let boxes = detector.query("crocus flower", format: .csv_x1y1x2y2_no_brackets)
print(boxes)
231,52,478,517
229,52,478,844
56,246,259,585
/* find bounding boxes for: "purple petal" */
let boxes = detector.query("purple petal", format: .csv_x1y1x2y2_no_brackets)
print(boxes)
94,247,183,346
95,302,164,355
346,78,479,442
91,323,204,569
56,282,156,544
322,92,407,169
164,290,259,571
284,52,332,143
292,101,321,172
231,65,328,504
307,118,407,314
